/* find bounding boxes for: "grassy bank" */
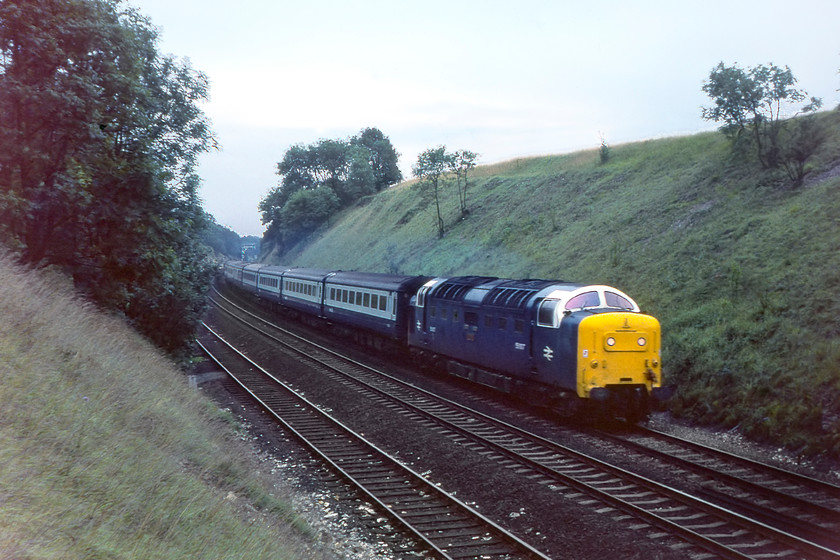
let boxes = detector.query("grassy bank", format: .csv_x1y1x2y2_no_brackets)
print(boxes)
0,254,324,559
274,111,840,459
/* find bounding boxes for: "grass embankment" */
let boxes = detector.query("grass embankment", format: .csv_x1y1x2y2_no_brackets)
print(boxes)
0,254,324,559
276,110,840,459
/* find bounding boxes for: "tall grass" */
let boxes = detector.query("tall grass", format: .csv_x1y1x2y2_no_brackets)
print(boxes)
274,110,840,459
0,254,321,559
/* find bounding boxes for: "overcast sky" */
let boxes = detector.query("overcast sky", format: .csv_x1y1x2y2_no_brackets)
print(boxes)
128,0,840,236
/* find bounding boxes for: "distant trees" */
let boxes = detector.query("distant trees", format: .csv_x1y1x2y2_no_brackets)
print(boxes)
412,146,479,238
259,128,401,253
701,62,824,187
201,216,244,258
0,0,217,354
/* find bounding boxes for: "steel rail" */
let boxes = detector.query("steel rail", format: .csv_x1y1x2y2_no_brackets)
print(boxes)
197,322,552,560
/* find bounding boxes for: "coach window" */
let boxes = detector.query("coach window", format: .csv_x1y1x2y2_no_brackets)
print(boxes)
498,317,507,330
363,293,370,307
379,296,388,311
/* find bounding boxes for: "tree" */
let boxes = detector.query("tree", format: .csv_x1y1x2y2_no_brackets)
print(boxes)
260,128,402,252
280,187,340,236
780,115,827,188
344,146,377,201
450,149,478,218
412,146,452,238
351,127,402,190
701,62,822,170
0,0,217,354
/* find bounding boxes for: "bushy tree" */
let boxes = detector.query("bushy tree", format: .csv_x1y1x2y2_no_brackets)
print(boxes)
260,127,400,253
451,149,478,218
411,146,479,237
0,0,216,354
701,62,822,176
412,146,452,238
351,127,402,190
281,187,340,235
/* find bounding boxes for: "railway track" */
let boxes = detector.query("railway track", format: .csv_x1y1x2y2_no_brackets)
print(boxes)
198,323,551,560
588,426,840,551
206,287,840,559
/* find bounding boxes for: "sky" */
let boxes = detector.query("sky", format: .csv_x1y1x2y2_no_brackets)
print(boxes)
127,0,840,237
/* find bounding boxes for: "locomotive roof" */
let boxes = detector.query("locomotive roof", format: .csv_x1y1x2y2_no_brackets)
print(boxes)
428,276,498,302
428,276,586,310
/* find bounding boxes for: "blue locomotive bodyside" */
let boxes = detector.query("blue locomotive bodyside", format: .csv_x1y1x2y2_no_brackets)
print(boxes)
409,276,584,394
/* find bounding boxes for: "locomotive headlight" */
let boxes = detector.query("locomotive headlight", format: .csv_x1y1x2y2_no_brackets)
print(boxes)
606,337,616,347
637,337,647,347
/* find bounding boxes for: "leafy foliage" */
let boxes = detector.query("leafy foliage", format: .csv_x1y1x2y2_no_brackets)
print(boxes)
412,146,479,237
701,61,824,184
260,127,401,254
0,0,216,354
452,149,479,218
412,146,452,238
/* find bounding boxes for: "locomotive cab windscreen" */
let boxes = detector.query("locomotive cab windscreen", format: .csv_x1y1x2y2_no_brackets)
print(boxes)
537,286,640,327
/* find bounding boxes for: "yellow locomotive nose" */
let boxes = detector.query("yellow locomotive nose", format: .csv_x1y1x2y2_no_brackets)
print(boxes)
577,312,662,399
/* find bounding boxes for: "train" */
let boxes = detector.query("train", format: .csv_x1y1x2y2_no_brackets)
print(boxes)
221,261,670,422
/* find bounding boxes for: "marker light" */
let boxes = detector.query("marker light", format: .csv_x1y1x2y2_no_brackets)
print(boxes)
606,337,616,347
637,337,647,347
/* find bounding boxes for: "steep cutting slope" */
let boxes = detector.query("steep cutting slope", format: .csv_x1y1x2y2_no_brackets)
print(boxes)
270,112,840,458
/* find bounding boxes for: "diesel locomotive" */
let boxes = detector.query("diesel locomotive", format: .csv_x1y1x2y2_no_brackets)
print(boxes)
222,261,668,422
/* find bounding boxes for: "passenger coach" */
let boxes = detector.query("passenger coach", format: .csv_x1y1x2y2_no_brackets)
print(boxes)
324,271,431,340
